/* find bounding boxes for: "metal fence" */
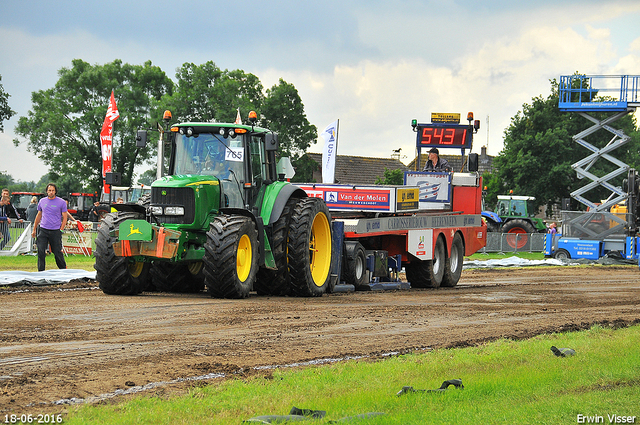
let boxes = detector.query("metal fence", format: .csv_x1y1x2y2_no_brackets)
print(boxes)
0,221,34,255
480,232,547,253
0,221,98,256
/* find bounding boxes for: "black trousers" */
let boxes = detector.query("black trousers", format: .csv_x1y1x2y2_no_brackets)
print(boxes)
36,227,67,272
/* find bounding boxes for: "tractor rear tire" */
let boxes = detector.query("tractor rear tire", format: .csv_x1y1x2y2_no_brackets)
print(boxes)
502,219,536,250
203,215,258,299
151,261,205,293
442,233,464,287
94,211,151,295
255,198,299,296
405,235,446,288
287,198,333,297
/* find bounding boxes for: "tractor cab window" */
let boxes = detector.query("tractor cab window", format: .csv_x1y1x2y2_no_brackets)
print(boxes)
526,199,537,217
173,133,245,179
511,200,525,216
240,134,269,209
174,133,246,208
496,200,508,216
249,135,267,189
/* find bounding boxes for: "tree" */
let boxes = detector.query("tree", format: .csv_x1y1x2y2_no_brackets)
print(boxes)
161,65,318,181
161,62,264,123
261,79,318,179
14,59,173,193
0,172,14,190
262,79,318,158
290,155,318,183
137,168,157,186
0,75,16,132
375,168,404,185
494,77,639,214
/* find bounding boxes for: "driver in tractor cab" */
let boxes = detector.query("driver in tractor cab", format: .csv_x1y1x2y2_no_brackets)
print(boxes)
204,151,230,179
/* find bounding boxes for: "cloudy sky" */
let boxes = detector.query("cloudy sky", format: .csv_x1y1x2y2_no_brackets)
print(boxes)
1,0,639,183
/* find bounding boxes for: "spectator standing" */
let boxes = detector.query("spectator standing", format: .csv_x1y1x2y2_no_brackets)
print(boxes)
26,196,38,222
0,196,12,250
31,183,68,271
1,188,22,221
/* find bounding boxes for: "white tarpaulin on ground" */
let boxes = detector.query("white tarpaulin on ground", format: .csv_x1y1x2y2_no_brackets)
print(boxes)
463,257,572,269
0,269,97,286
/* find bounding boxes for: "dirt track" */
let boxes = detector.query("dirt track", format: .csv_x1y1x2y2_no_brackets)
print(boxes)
1,265,639,415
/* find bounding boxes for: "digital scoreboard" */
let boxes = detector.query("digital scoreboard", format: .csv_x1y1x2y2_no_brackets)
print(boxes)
415,123,473,149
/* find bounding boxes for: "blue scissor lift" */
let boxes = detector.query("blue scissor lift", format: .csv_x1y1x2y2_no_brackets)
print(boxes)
546,75,640,261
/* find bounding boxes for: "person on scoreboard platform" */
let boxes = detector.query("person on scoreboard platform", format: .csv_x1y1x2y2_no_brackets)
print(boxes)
422,147,452,172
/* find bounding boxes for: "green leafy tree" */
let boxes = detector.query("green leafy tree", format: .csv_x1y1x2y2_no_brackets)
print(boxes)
290,155,318,183
0,172,14,190
261,79,318,180
262,79,318,158
161,62,264,123
137,168,158,186
375,168,404,185
495,77,639,214
480,172,503,210
14,59,173,193
161,66,318,182
0,75,16,132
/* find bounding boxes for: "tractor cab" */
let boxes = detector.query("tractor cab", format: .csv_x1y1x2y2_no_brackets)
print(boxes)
161,119,280,219
496,195,536,218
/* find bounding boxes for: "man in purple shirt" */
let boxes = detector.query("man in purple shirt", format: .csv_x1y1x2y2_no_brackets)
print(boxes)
31,183,68,271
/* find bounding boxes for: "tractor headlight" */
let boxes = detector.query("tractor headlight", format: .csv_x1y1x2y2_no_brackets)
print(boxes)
149,206,163,215
164,206,185,216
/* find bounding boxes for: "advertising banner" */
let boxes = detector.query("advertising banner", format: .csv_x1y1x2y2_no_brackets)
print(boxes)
100,91,119,194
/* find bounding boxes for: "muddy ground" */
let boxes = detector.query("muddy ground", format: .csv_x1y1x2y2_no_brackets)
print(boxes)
1,265,639,415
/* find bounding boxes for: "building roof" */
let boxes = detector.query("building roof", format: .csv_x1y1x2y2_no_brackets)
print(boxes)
305,153,409,185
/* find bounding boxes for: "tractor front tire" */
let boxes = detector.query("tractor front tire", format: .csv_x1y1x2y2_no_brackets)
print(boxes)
94,211,151,295
287,198,333,297
203,215,258,299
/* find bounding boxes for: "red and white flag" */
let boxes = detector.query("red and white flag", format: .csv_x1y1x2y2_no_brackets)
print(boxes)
100,91,119,194
234,108,242,125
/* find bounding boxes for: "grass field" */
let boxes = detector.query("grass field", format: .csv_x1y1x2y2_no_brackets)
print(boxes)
63,324,640,424
0,251,546,273
0,253,96,272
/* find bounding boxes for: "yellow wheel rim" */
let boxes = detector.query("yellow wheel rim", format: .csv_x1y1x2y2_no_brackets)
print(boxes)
128,261,144,278
237,234,252,282
309,212,332,287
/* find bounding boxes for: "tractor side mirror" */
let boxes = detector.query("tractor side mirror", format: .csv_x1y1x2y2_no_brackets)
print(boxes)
265,133,278,151
136,130,148,148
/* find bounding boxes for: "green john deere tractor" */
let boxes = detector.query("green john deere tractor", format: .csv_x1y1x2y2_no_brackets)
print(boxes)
93,112,333,298
483,195,547,249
